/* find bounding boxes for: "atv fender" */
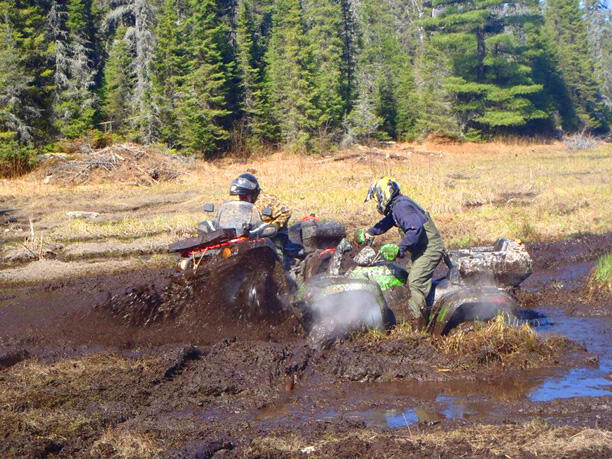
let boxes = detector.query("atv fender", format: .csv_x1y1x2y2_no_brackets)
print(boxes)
297,276,396,345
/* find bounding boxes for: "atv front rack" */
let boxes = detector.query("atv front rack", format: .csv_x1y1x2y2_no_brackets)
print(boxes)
168,228,240,257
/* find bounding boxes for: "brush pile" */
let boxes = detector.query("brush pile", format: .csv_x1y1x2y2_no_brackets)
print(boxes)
40,143,188,186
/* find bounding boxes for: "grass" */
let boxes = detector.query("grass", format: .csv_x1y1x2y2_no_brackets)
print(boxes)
49,213,201,241
1,140,610,277
90,427,162,458
433,315,563,367
589,252,612,294
0,353,163,456
247,422,612,457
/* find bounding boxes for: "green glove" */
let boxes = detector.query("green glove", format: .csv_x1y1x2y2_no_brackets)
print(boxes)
380,244,400,261
354,228,370,244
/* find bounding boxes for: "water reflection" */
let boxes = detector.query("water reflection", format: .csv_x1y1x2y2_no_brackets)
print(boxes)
528,309,612,401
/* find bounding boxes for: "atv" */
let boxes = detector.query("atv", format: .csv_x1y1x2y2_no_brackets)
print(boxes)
168,204,533,344
168,202,348,327
169,200,290,321
295,235,532,342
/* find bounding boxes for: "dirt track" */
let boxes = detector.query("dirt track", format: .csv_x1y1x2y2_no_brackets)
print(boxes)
0,235,611,457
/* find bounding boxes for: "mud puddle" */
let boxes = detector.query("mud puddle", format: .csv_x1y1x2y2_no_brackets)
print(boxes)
529,309,611,402
255,308,612,429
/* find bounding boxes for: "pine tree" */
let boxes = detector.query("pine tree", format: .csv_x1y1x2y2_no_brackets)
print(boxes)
421,0,549,138
235,0,278,150
100,27,132,132
49,0,97,139
174,0,231,156
265,0,319,152
544,0,609,132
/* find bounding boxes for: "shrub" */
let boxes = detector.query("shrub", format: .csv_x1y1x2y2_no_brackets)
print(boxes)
0,137,37,177
564,131,598,151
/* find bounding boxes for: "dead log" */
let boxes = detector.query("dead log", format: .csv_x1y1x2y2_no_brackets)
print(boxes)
316,147,412,163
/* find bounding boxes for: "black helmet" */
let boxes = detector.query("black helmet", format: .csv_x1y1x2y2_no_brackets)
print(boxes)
230,173,260,200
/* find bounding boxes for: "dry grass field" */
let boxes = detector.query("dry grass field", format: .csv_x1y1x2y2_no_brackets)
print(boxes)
1,140,610,282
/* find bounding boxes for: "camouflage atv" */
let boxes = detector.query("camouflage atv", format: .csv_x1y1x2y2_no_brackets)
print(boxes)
295,235,532,342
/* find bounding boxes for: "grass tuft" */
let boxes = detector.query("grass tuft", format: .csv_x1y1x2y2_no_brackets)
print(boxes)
588,253,612,294
433,315,553,367
90,427,162,458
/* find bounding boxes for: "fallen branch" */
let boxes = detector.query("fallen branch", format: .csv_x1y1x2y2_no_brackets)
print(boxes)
400,146,445,158
42,143,187,186
316,147,412,163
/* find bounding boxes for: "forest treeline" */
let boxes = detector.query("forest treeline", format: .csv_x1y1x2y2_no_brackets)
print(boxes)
1,0,611,168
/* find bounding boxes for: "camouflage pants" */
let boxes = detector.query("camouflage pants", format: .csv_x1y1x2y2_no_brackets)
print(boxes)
406,217,445,320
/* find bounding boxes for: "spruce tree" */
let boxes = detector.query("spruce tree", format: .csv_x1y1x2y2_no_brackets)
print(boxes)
345,0,403,141
175,0,231,156
100,27,132,132
0,18,33,144
411,39,459,139
235,0,278,150
345,0,425,142
4,0,53,144
49,0,97,139
0,17,35,172
151,0,185,148
265,0,319,152
545,0,609,132
585,0,612,111
421,0,549,138
338,0,359,115
304,0,345,137
105,0,158,142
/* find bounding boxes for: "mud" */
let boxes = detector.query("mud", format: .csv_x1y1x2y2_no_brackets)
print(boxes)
0,233,611,457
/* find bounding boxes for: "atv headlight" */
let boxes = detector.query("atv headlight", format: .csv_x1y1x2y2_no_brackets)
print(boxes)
178,258,190,271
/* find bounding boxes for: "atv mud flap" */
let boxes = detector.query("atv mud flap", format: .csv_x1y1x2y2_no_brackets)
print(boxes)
297,276,396,346
427,288,518,335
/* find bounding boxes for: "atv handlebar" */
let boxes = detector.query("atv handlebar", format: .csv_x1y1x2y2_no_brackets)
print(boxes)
248,222,278,239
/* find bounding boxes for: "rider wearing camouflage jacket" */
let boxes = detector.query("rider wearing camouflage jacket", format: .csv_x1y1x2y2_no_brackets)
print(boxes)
229,173,292,230
256,191,292,230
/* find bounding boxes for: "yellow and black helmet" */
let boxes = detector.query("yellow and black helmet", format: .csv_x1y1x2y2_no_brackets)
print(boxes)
365,177,400,215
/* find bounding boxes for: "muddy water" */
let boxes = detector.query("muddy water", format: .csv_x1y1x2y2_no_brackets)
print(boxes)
529,310,612,402
253,309,611,429
252,231,612,430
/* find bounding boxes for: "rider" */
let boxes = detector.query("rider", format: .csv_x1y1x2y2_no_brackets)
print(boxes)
229,173,292,231
363,177,445,321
